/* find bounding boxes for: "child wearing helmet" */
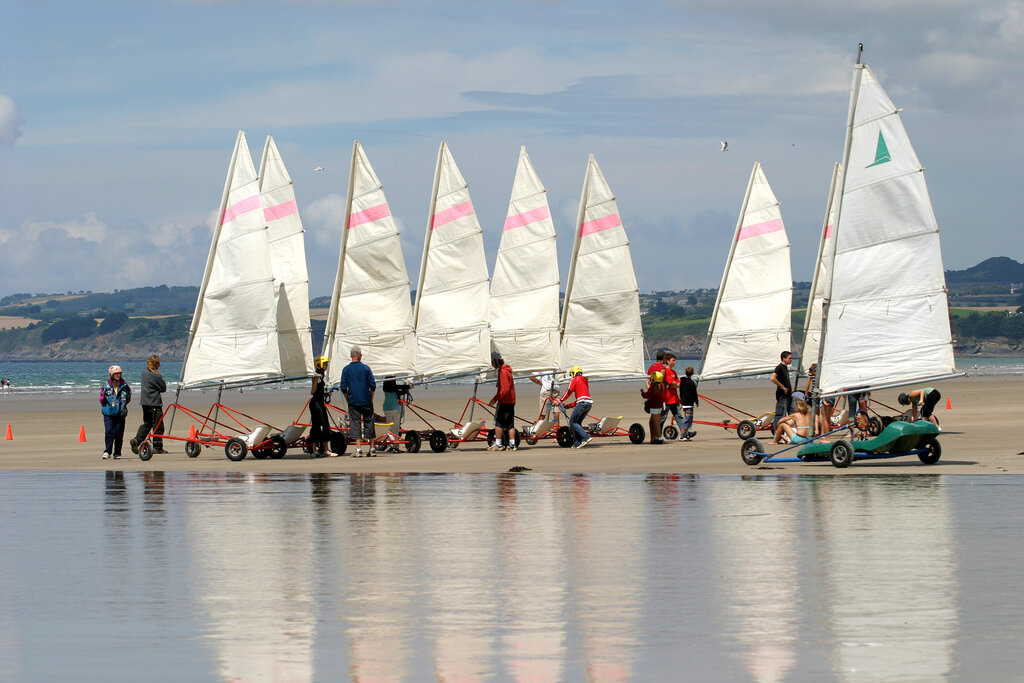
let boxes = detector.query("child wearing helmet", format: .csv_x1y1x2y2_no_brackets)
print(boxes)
642,370,665,444
99,364,131,459
557,366,593,448
310,356,335,457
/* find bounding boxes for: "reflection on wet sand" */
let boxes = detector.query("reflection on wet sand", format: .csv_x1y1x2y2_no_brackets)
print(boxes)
812,477,957,679
709,476,801,682
187,473,316,681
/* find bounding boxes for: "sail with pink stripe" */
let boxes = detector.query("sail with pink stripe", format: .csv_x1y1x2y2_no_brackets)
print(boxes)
323,140,415,383
798,162,840,377
258,135,315,379
412,142,491,378
559,155,644,378
699,162,792,381
489,147,561,374
181,130,281,388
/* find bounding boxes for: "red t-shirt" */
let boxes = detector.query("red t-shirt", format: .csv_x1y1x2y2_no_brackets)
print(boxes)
495,364,516,404
663,367,680,405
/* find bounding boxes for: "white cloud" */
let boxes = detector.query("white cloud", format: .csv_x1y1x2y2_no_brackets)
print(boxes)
0,94,24,145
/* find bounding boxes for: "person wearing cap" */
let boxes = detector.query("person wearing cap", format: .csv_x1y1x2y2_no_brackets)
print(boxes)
487,351,517,451
642,370,666,444
557,366,593,448
309,356,335,457
99,365,131,459
340,346,377,457
130,354,167,456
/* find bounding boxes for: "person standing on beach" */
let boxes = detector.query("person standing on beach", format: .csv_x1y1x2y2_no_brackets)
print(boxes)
771,351,794,431
557,366,593,448
642,370,665,444
309,356,335,457
340,346,376,457
660,353,685,439
678,365,699,441
131,355,166,455
100,365,131,459
529,373,560,423
487,351,517,451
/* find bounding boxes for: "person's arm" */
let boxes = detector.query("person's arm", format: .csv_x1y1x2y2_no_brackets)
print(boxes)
529,376,541,386
311,376,318,396
909,390,922,420
771,371,789,393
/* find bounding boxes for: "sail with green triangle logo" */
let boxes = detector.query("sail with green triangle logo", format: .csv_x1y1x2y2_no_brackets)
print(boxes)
816,56,958,396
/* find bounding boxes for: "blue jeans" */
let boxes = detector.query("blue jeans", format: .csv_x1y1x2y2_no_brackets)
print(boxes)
774,395,794,431
569,401,592,445
661,403,682,430
103,415,126,455
680,406,694,434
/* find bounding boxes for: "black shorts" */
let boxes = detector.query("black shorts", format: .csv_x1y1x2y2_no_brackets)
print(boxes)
495,403,515,430
921,389,941,418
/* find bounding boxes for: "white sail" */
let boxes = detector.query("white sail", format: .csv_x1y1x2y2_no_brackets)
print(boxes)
412,142,491,378
700,162,792,381
559,155,644,378
489,146,561,374
324,141,415,384
797,163,840,376
258,136,315,379
817,61,957,394
181,131,280,388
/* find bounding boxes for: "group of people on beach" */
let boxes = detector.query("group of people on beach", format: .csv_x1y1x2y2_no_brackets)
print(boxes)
642,351,698,445
97,355,166,459
768,350,944,446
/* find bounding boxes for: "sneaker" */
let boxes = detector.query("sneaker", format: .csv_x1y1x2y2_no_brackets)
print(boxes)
102,452,111,459
324,450,338,457
487,444,503,451
130,438,140,455
112,454,121,459
681,435,691,442
653,438,664,444
687,431,697,439
354,449,363,458
578,437,592,448
153,448,167,455
507,444,518,451
368,448,377,457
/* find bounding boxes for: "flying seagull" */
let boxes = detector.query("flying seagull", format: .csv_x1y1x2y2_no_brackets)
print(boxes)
313,166,325,172
719,141,728,152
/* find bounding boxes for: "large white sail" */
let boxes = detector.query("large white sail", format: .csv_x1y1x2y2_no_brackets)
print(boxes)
412,142,491,378
258,135,315,379
700,162,792,381
797,163,840,376
181,131,280,388
559,155,644,378
324,141,415,384
489,146,560,374
817,60,957,394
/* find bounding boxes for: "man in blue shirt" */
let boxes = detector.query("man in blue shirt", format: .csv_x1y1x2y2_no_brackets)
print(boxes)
340,346,377,457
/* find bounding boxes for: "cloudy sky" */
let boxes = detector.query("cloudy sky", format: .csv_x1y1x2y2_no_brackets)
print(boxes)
2,0,1022,299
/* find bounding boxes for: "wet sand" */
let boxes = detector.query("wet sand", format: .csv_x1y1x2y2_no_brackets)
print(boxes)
1,375,1020,474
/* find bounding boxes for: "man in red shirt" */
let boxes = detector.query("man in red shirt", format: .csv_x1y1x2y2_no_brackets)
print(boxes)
661,353,685,440
488,352,517,451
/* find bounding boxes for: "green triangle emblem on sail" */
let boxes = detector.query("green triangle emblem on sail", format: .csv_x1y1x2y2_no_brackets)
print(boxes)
866,131,891,167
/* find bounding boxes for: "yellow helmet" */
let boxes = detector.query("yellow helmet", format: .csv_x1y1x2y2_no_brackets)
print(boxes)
650,370,664,383
314,356,329,371
569,366,582,377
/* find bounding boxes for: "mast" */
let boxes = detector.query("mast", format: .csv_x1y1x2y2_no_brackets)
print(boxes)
697,161,758,381
179,131,243,385
559,155,593,335
413,142,445,331
797,161,840,378
323,140,360,362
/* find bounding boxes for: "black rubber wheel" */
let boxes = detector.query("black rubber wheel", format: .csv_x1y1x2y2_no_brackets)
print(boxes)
330,430,348,456
268,435,288,459
185,441,201,458
881,416,895,427
740,437,764,466
225,436,248,462
918,438,942,465
663,425,679,440
251,446,269,459
737,420,757,440
512,432,521,448
556,426,575,448
403,430,421,453
830,439,854,468
867,416,883,436
526,436,538,446
629,423,645,445
429,430,448,453
138,440,153,461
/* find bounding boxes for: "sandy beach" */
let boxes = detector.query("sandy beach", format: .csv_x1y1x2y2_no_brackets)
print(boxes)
1,374,1020,474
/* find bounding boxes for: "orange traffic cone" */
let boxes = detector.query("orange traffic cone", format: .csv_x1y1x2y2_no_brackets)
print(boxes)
188,424,196,439
5,425,11,440
946,397,952,410
79,425,87,442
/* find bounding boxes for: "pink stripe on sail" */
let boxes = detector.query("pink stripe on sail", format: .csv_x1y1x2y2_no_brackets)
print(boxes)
824,223,833,238
349,203,392,229
580,213,620,236
737,218,785,241
221,195,260,225
263,199,297,222
503,205,550,231
431,201,474,230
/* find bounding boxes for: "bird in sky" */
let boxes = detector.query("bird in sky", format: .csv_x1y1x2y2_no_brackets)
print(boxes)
313,166,325,172
719,141,728,152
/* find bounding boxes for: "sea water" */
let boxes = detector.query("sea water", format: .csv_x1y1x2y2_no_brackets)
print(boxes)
2,471,1023,680
0,357,1021,395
